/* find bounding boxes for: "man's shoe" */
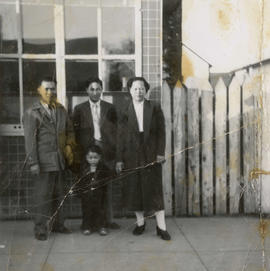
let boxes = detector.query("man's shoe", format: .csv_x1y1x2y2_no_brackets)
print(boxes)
99,228,108,236
52,226,72,234
132,223,145,235
82,229,91,235
107,222,120,230
35,233,47,241
156,226,171,241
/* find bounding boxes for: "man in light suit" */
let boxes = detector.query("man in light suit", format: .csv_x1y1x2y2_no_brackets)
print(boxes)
73,78,120,232
23,77,75,241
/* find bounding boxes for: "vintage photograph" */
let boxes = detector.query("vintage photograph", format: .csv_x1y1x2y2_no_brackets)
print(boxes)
0,0,270,270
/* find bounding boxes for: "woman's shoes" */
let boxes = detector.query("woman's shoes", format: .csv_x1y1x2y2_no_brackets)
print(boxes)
132,223,146,235
156,226,171,241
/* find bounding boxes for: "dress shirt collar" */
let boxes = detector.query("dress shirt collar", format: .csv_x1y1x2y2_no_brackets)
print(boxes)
89,99,101,108
133,100,144,108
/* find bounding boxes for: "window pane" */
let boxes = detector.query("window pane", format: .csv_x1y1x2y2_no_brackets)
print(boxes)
0,60,20,124
22,5,55,54
23,60,56,111
0,4,17,53
101,0,135,7
65,6,97,54
66,61,98,110
103,60,135,92
102,8,135,54
65,0,99,6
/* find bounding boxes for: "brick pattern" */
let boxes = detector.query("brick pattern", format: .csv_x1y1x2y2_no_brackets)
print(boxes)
142,0,161,102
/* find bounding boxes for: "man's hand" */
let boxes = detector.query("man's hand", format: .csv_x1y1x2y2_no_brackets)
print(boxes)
30,164,40,176
64,145,74,166
116,162,124,174
156,155,165,164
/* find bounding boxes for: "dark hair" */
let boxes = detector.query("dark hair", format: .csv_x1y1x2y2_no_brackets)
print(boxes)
127,77,150,93
85,77,103,89
39,76,57,88
85,144,103,156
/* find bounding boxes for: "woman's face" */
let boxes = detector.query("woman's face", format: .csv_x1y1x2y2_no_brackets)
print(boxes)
130,80,146,103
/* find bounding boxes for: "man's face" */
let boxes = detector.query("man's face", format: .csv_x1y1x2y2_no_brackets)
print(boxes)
86,82,102,103
86,151,101,167
37,81,56,104
130,80,146,103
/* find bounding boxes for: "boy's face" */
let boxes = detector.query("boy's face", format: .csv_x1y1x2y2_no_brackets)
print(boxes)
86,151,101,167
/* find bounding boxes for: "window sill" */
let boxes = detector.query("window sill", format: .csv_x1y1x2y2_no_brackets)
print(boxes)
0,125,24,136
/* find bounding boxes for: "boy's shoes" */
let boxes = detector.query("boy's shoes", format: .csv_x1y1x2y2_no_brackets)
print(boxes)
82,229,91,235
51,226,72,234
99,228,108,236
35,232,48,241
132,223,146,235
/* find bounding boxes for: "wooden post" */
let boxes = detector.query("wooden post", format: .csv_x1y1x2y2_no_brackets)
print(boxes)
215,77,227,214
201,79,214,216
228,73,242,214
161,81,173,216
174,81,187,216
185,77,200,215
243,70,261,213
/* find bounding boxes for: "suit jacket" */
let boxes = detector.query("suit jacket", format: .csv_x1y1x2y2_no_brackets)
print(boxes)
72,100,117,163
23,102,75,172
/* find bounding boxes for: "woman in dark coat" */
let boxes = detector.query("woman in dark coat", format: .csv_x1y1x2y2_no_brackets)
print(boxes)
116,77,171,241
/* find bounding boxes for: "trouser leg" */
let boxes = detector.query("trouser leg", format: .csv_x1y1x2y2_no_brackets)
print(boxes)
50,171,65,229
33,172,54,234
105,182,113,224
81,193,92,230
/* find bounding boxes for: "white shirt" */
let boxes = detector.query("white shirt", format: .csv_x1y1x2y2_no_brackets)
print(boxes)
89,99,101,141
133,101,144,132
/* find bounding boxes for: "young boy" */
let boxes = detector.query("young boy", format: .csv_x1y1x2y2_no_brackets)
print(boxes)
76,145,112,236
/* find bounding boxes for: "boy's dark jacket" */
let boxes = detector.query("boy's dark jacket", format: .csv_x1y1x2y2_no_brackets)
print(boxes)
73,161,114,197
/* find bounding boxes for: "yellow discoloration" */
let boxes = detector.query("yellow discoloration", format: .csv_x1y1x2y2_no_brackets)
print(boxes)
182,52,194,82
249,168,270,180
42,263,54,271
216,167,223,178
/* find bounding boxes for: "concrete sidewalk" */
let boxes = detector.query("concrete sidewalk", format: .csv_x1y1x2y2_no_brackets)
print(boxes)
0,217,268,271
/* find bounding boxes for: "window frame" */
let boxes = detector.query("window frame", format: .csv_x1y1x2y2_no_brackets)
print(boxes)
0,0,142,135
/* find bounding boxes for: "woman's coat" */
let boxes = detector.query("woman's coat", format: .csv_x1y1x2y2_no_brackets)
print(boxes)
116,99,165,212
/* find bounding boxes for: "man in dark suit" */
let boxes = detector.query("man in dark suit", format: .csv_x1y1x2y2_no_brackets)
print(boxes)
73,77,119,230
23,77,75,241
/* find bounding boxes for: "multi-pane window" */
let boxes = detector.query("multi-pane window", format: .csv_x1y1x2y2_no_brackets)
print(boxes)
0,0,141,134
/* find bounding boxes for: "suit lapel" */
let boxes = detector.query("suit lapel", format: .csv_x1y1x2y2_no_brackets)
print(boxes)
128,102,139,133
100,101,107,128
38,103,55,132
143,100,153,141
83,101,94,130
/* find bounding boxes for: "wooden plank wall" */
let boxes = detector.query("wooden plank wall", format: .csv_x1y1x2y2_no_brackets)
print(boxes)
166,72,260,216
173,81,187,215
161,81,173,215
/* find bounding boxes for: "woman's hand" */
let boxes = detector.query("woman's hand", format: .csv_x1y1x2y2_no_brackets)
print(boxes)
30,164,40,176
116,162,124,174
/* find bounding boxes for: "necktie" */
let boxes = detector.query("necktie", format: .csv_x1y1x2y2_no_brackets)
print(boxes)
48,105,56,123
92,103,101,140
